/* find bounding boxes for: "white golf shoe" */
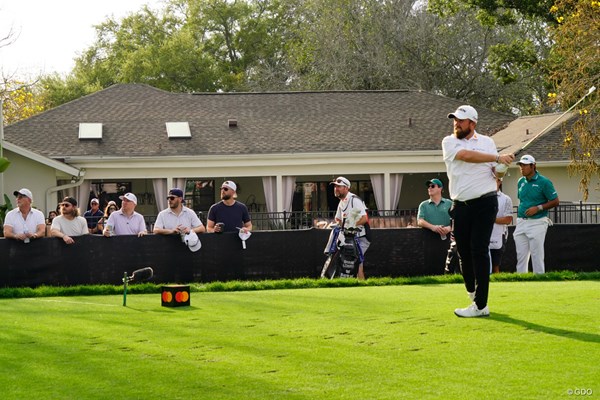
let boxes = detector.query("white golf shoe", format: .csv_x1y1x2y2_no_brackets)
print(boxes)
454,303,490,318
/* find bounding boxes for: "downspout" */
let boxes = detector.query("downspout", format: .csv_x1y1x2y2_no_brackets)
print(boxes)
46,169,86,214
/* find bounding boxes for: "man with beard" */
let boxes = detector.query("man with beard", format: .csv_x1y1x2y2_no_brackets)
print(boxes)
442,105,514,317
50,197,89,244
3,188,46,242
331,176,369,280
206,181,252,234
153,188,205,236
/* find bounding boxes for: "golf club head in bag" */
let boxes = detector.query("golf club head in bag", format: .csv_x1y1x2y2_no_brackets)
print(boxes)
127,267,154,283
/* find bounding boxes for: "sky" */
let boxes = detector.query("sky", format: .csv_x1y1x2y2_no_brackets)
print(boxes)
0,0,163,78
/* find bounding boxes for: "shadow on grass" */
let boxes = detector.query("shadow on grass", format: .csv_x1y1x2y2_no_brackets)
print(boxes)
491,312,600,344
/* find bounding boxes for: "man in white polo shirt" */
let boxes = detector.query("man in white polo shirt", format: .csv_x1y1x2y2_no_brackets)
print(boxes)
153,188,206,237
3,188,45,242
442,105,514,318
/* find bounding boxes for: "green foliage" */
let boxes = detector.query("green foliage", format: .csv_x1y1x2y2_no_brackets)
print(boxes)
0,194,13,235
428,0,557,24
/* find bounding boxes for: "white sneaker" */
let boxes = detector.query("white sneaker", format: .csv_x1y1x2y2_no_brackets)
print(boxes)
454,303,490,318
468,292,475,301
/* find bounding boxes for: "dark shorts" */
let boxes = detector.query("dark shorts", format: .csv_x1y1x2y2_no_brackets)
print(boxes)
490,246,505,267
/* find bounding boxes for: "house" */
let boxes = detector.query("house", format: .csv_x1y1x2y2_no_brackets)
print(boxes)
1,84,593,224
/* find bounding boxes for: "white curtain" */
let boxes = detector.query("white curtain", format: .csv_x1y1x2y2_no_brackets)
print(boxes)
282,176,296,212
76,180,91,213
262,176,277,213
370,174,384,212
370,173,403,215
175,178,186,192
153,178,168,212
390,173,403,211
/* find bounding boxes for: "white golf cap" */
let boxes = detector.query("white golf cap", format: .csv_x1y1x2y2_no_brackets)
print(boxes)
91,198,99,204
448,105,478,123
329,176,351,188
185,231,202,252
13,188,33,201
221,181,237,192
119,192,138,205
517,154,536,165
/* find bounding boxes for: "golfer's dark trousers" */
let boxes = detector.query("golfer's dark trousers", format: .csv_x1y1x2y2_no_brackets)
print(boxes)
451,193,498,309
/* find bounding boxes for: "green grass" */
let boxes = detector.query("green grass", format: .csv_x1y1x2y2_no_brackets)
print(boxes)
1,280,598,399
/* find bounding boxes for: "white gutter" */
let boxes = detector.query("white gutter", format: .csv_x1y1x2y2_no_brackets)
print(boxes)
45,169,86,214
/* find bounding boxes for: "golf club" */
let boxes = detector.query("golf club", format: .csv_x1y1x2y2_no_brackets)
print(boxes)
496,85,596,177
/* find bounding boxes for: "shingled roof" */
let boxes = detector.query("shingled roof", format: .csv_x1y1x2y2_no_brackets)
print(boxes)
5,84,517,159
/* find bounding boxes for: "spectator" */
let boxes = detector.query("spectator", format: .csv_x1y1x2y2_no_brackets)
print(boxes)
417,178,455,274
206,181,252,234
153,188,206,236
442,105,514,318
103,193,147,237
331,176,370,280
83,198,104,234
3,188,45,242
417,178,452,240
490,178,513,273
513,155,559,274
45,210,58,237
50,197,89,244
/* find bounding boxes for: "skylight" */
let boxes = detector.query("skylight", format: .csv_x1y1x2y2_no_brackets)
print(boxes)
78,123,103,139
166,122,191,138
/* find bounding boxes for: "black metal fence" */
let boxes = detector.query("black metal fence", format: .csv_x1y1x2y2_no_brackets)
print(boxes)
143,202,600,232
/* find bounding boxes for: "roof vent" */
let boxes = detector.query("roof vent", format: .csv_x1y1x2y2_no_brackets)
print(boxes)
78,123,103,139
228,118,238,128
166,122,191,138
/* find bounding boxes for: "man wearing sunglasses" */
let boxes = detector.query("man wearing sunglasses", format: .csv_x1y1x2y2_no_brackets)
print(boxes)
50,197,89,244
206,181,252,234
153,188,205,236
330,176,370,280
3,188,46,242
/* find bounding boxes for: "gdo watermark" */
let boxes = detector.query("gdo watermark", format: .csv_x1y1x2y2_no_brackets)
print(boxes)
567,388,593,396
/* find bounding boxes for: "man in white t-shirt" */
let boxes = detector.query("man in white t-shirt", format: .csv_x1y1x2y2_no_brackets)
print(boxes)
442,105,514,318
50,197,89,244
3,188,46,242
331,176,370,280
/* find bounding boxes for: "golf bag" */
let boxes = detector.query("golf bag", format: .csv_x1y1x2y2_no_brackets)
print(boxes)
321,226,364,279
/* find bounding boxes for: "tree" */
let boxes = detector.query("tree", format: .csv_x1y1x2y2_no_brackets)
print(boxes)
1,79,45,125
549,0,600,200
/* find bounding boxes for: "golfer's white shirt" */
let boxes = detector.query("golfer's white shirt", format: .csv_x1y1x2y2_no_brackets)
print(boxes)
442,131,498,201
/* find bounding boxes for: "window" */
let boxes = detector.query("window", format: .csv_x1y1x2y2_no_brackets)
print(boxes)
292,179,375,212
185,180,214,212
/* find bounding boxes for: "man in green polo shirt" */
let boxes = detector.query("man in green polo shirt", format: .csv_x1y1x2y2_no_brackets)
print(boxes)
417,178,452,237
514,155,559,274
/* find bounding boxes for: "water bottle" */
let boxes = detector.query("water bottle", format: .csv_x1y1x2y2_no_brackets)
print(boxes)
23,227,30,243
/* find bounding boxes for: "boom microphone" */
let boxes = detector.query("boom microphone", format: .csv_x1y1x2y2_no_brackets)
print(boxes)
129,267,154,282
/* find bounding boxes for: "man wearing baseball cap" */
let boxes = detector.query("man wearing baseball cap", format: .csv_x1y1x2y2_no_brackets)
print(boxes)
330,176,370,280
443,105,514,318
514,154,559,274
3,188,45,242
83,198,104,234
153,188,205,237
417,178,454,272
50,197,89,244
207,181,252,234
103,193,147,237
